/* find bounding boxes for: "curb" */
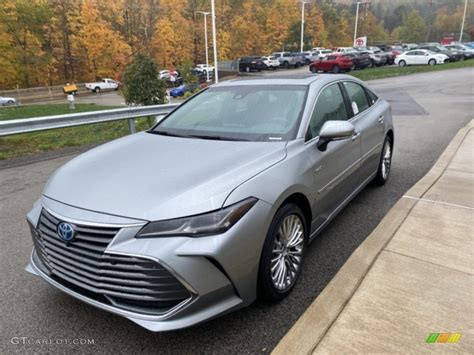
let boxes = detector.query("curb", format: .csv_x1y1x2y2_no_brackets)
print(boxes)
272,119,474,355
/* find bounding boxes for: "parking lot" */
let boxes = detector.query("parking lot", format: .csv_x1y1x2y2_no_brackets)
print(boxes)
1,67,472,353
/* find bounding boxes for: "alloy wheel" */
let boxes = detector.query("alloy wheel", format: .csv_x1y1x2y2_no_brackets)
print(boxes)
271,214,304,291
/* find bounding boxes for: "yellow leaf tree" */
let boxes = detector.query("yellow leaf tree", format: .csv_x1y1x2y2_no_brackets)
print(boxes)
75,0,131,81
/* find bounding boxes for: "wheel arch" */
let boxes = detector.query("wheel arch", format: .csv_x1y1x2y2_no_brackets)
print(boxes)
275,192,312,235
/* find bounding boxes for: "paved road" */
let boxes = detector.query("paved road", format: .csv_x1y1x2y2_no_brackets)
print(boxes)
1,68,473,353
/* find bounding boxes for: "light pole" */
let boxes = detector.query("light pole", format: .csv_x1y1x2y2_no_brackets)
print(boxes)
299,1,310,52
353,1,369,46
459,0,468,42
210,0,218,83
196,11,211,82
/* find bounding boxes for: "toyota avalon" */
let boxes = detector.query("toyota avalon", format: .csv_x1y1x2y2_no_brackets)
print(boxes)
26,74,394,331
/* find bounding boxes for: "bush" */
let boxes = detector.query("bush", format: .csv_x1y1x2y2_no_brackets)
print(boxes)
122,54,166,106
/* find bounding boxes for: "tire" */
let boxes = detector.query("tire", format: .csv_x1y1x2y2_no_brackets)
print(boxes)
245,66,250,73
284,61,289,69
332,65,340,74
305,59,310,65
310,66,317,74
258,203,307,302
373,136,393,186
94,87,101,93
428,59,436,66
398,60,406,67
7,100,14,105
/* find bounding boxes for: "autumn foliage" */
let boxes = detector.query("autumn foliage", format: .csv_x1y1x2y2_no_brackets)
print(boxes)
0,0,472,90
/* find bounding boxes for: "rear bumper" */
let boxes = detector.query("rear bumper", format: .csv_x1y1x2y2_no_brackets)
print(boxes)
25,197,274,331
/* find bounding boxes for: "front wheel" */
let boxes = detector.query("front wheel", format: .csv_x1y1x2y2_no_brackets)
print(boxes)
94,87,101,93
310,66,317,74
245,66,250,73
398,60,406,67
258,204,306,302
428,59,436,66
332,65,340,74
373,136,393,186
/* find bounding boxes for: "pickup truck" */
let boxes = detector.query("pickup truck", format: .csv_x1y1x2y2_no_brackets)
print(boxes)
271,52,298,69
85,78,120,93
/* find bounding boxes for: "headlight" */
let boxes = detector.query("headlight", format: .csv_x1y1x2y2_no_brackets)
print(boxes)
135,197,258,238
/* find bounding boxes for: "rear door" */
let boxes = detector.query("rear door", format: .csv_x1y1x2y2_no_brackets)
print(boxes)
341,81,386,183
304,83,362,233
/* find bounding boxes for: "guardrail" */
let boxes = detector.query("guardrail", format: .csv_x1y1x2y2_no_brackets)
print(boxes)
0,103,180,137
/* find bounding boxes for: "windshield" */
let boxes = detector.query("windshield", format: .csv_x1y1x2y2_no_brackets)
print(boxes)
152,85,308,142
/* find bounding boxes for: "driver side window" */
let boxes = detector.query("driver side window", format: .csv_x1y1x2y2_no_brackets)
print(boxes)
307,84,348,140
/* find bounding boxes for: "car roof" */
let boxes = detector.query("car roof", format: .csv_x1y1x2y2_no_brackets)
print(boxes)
213,74,358,87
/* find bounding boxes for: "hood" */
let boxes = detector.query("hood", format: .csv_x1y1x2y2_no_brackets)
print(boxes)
43,132,286,221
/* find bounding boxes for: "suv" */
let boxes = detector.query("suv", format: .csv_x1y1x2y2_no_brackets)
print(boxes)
292,53,305,67
261,56,280,70
272,52,298,69
309,53,353,73
344,51,370,69
239,57,265,72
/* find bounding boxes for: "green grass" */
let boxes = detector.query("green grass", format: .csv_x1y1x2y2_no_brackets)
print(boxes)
0,104,155,160
349,59,474,81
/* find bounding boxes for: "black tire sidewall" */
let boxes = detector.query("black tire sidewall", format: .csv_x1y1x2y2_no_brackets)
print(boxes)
373,136,393,186
257,203,307,302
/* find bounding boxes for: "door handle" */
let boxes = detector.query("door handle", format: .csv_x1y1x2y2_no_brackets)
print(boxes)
351,132,360,141
378,115,384,124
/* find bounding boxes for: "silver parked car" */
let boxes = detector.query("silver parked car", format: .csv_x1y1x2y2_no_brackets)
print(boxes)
26,74,394,331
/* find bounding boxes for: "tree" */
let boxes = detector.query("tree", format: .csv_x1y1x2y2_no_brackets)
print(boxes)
75,0,131,81
397,10,427,43
122,53,166,106
0,0,52,87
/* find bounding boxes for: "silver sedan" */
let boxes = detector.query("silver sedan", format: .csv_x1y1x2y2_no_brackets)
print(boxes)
26,74,394,331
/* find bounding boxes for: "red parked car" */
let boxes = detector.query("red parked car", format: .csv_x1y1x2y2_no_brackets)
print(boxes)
309,53,353,73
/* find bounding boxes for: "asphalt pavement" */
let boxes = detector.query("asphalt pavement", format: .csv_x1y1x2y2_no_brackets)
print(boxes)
0,67,473,353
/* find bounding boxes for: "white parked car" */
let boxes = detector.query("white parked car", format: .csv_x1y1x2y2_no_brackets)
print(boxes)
395,49,449,67
84,78,120,93
261,56,280,69
194,64,214,74
159,70,171,80
0,96,16,106
313,49,333,60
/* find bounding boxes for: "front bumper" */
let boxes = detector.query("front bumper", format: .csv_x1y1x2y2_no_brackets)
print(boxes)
25,197,274,331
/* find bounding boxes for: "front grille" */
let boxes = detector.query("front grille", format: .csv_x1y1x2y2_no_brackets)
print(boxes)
31,209,191,315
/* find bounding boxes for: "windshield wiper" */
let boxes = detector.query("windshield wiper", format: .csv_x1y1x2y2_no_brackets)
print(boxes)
149,130,192,138
188,134,249,141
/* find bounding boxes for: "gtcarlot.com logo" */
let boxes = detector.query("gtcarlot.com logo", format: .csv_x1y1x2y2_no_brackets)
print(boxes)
11,337,95,346
426,333,462,344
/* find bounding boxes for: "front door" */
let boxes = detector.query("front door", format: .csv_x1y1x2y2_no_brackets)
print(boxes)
304,83,362,235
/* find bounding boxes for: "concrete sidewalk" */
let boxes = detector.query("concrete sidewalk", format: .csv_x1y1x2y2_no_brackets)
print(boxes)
274,120,473,354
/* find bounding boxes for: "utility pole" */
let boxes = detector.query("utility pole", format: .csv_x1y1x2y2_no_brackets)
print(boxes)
196,11,211,82
459,0,468,42
354,1,369,46
211,0,218,83
299,1,310,52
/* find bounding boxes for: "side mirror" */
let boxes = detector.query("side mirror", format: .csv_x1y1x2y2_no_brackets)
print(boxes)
317,120,355,151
